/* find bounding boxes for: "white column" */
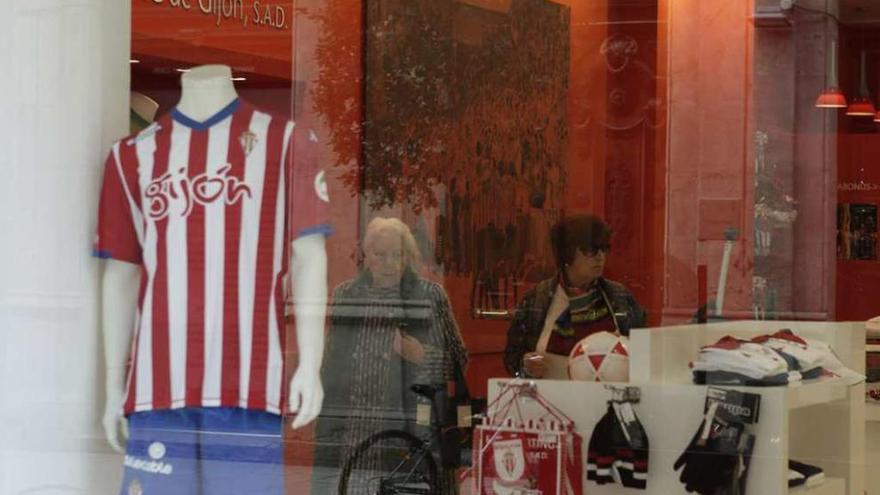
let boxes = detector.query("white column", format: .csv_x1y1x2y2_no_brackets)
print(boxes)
0,1,129,493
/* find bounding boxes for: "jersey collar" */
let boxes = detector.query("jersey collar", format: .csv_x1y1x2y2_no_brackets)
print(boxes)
171,98,241,130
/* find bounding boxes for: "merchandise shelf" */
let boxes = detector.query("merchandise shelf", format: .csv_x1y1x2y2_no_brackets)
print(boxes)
626,320,865,495
483,321,865,494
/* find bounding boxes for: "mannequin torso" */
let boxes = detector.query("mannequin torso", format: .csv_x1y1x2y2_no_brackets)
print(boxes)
100,64,328,452
176,65,238,122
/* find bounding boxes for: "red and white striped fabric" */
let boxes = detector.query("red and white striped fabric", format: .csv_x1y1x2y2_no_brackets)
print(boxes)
94,99,331,415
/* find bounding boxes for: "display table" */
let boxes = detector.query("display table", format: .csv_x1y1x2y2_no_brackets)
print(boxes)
485,320,865,495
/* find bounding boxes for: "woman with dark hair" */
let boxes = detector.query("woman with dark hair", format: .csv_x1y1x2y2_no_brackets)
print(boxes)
503,214,646,378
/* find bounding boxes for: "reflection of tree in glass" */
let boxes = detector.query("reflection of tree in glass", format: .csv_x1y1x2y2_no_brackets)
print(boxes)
308,0,452,212
306,0,364,202
309,0,569,218
360,0,454,211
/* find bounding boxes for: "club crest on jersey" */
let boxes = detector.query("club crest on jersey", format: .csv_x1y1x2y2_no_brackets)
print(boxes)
146,164,252,220
239,130,258,156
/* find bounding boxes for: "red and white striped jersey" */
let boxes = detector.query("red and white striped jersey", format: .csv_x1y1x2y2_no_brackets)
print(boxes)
94,99,331,415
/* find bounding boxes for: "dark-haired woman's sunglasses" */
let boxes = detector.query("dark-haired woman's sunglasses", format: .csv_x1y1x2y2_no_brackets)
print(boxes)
586,244,611,256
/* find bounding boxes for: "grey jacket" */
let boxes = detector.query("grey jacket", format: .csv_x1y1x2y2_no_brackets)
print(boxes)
312,269,466,492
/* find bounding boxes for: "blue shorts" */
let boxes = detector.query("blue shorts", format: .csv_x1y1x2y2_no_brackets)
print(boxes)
118,407,282,495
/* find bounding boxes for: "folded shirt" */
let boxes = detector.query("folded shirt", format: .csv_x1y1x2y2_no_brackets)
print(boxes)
693,336,789,380
752,330,824,375
693,369,795,386
803,338,866,385
693,331,865,387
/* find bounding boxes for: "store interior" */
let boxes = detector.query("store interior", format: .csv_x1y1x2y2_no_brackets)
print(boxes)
127,0,880,493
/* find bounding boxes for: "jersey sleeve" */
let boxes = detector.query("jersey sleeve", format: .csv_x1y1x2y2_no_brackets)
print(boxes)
93,147,143,264
288,126,333,239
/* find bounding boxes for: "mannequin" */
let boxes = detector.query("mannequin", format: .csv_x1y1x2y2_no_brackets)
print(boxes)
101,64,328,454
175,65,237,122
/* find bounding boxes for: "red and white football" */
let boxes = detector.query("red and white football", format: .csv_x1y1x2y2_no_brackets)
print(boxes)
567,331,630,382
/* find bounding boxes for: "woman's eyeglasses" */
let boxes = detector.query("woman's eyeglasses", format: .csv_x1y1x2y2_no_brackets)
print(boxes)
585,244,611,256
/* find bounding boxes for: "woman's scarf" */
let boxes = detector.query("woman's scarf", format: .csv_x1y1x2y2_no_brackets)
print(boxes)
553,273,612,338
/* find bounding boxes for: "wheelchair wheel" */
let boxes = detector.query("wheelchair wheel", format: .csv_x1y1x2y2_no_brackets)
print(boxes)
338,429,439,495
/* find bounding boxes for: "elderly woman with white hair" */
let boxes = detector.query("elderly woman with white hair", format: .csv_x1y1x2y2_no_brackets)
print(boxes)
312,217,468,495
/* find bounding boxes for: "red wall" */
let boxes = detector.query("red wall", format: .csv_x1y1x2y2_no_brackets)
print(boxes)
663,0,838,323
663,0,755,322
836,27,880,321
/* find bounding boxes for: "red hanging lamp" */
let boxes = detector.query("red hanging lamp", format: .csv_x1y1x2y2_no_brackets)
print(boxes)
874,66,880,122
847,50,875,116
816,41,847,108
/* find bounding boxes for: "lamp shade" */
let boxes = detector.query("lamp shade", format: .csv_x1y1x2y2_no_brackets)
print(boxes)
846,96,876,116
848,51,875,116
816,87,847,108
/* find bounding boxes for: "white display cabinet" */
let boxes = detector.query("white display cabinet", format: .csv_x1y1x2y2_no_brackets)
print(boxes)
486,320,865,495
